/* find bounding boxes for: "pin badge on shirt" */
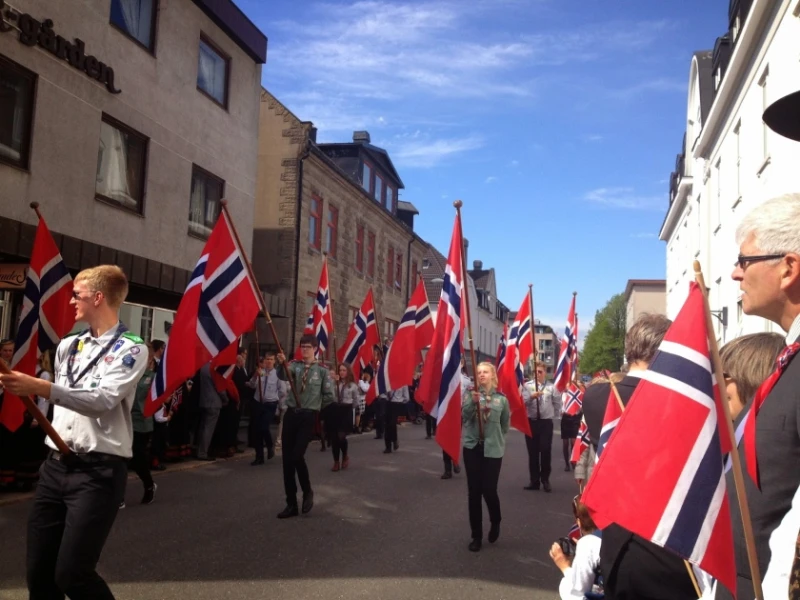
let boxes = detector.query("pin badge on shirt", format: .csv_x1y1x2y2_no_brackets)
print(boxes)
112,340,125,353
77,340,84,353
122,355,136,369
129,346,141,355
104,355,115,364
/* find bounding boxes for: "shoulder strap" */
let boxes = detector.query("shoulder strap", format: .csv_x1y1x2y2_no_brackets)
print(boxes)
122,332,144,344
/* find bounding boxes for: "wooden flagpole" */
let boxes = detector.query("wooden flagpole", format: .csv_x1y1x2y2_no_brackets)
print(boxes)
454,201,483,440
573,312,580,382
528,284,539,380
694,260,763,600
218,201,302,409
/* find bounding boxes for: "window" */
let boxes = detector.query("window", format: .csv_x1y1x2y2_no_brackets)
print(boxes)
110,0,157,51
308,195,322,249
355,225,364,272
189,165,224,238
0,56,36,170
385,184,394,210
367,232,376,277
140,306,154,342
734,121,741,202
95,115,148,213
362,162,373,193
375,174,385,205
395,253,403,291
325,205,338,257
384,319,398,339
759,68,769,160
411,260,418,285
387,246,395,287
197,35,230,107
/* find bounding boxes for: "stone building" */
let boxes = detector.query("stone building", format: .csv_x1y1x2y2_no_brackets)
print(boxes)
253,89,428,353
623,279,666,331
0,0,267,340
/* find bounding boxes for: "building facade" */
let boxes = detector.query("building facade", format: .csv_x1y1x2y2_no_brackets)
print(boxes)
254,89,428,354
533,321,558,378
660,0,800,343
0,0,266,340
468,260,510,365
624,279,667,331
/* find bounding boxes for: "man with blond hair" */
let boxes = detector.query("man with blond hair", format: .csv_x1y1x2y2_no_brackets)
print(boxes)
0,265,147,600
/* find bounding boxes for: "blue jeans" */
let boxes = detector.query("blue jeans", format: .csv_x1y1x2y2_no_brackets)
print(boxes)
252,402,277,460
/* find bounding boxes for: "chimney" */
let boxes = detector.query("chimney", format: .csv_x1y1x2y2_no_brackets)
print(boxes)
473,260,483,270
353,131,371,144
308,126,317,143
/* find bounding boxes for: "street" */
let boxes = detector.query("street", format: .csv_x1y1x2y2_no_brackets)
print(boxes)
0,423,573,599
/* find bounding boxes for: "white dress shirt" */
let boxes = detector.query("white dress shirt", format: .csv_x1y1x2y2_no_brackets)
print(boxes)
48,322,147,458
389,386,409,404
248,368,284,403
558,532,601,600
522,380,561,420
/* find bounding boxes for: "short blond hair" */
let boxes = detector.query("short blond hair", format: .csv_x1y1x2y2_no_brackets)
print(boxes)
476,361,499,391
720,333,785,406
75,265,129,309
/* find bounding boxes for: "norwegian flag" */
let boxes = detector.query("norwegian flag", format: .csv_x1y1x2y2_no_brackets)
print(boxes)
595,386,622,459
554,294,577,392
337,288,380,380
498,292,533,436
313,258,335,356
294,310,315,360
563,382,584,417
572,313,580,379
145,210,260,416
496,323,507,370
0,217,75,432
593,369,612,380
568,522,582,542
367,278,433,404
418,213,465,463
571,418,590,463
581,282,735,595
211,340,240,403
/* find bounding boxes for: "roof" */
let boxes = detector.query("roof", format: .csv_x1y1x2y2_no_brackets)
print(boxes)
397,200,419,215
191,0,268,64
624,279,666,302
422,246,449,301
468,269,491,290
693,50,714,125
316,141,405,189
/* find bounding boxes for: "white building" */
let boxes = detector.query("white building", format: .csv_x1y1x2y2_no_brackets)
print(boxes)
659,0,800,343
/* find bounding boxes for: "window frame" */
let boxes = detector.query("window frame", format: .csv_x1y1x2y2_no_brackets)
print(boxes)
362,161,374,194
385,184,394,211
325,204,339,258
355,224,364,273
0,55,38,172
197,33,231,110
387,245,395,287
109,0,158,54
188,164,225,240
384,318,399,339
367,231,376,278
95,113,149,215
374,173,385,205
308,194,323,250
395,252,403,291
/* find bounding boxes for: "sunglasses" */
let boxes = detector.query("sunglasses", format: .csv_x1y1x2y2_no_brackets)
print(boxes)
734,254,786,269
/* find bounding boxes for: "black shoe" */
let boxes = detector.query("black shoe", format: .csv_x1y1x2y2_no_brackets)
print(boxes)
441,471,452,480
383,448,392,454
277,505,299,519
251,459,264,466
564,464,571,472
543,481,552,493
488,523,500,543
453,464,461,474
425,435,432,440
141,483,157,505
302,491,314,514
524,483,540,491
393,441,399,451
468,539,482,552
267,447,275,460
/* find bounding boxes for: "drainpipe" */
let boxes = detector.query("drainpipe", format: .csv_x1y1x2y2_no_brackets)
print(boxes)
290,135,311,351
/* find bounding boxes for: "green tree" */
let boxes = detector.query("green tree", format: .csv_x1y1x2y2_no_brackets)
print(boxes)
580,293,627,374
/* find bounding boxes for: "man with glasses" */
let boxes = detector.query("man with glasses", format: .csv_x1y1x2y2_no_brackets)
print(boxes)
275,335,333,519
0,265,147,600
522,364,560,492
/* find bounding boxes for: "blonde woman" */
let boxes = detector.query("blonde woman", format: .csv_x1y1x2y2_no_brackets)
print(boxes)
462,361,510,552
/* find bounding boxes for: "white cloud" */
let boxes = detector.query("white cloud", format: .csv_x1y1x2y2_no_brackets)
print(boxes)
630,232,657,239
610,77,686,100
485,176,498,184
510,160,520,168
583,187,664,211
389,135,485,168
583,134,604,142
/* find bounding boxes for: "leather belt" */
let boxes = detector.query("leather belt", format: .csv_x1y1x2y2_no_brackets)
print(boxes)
49,450,124,463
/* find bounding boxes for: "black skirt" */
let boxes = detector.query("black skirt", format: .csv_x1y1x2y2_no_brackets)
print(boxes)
560,413,582,439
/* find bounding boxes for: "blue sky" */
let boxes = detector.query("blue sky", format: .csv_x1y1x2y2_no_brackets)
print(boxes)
237,0,728,340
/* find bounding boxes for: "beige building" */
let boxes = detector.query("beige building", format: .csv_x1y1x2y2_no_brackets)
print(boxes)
624,279,667,331
0,0,266,340
254,89,428,354
533,321,558,378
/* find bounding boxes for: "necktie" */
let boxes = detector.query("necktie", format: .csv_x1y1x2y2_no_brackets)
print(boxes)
536,382,541,420
743,342,799,488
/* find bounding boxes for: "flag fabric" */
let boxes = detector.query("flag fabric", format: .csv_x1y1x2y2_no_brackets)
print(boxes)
313,259,335,356
146,210,260,416
595,386,622,459
554,294,577,392
563,382,584,417
294,310,315,360
418,214,465,463
337,288,380,380
366,278,433,404
211,340,240,403
593,369,611,380
571,419,590,463
498,292,533,436
581,282,735,595
568,522,582,542
0,217,75,432
572,313,579,379
496,323,507,369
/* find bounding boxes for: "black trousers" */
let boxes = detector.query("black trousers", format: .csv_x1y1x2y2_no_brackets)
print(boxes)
426,415,437,437
252,401,277,461
27,455,127,600
463,444,502,540
151,422,168,465
384,402,400,450
281,408,315,506
130,432,153,490
373,398,387,437
526,418,553,485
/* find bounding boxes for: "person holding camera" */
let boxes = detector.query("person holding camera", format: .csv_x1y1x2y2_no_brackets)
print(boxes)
550,496,602,600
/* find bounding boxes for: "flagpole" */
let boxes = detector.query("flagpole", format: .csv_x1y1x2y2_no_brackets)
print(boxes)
573,312,580,382
528,284,539,379
454,201,483,440
694,260,763,600
218,201,302,409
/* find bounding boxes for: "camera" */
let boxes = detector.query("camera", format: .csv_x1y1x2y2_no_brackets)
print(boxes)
557,536,577,557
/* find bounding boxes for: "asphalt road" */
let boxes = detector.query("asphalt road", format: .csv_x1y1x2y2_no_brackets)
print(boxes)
0,422,576,599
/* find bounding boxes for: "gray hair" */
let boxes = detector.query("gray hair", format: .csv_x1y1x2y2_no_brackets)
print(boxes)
736,193,800,255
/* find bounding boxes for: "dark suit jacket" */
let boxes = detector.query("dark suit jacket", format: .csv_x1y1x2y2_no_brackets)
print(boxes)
583,374,698,599
716,351,800,600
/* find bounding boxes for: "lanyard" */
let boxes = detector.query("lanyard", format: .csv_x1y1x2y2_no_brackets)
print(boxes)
299,363,314,394
66,323,128,387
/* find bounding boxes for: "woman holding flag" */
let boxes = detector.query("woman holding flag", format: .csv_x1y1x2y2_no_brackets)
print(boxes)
462,361,509,552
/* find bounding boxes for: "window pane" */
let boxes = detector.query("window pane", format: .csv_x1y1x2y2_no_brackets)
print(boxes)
309,215,317,245
362,163,371,191
189,168,223,237
0,57,35,168
95,119,147,212
385,186,393,208
110,0,154,48
375,177,384,203
198,39,228,105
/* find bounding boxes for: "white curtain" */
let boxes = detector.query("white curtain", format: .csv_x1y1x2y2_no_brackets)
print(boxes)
198,42,224,102
117,0,153,46
189,177,208,236
96,123,135,207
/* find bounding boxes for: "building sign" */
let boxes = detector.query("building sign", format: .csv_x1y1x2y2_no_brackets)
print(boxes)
0,263,27,290
0,0,121,94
